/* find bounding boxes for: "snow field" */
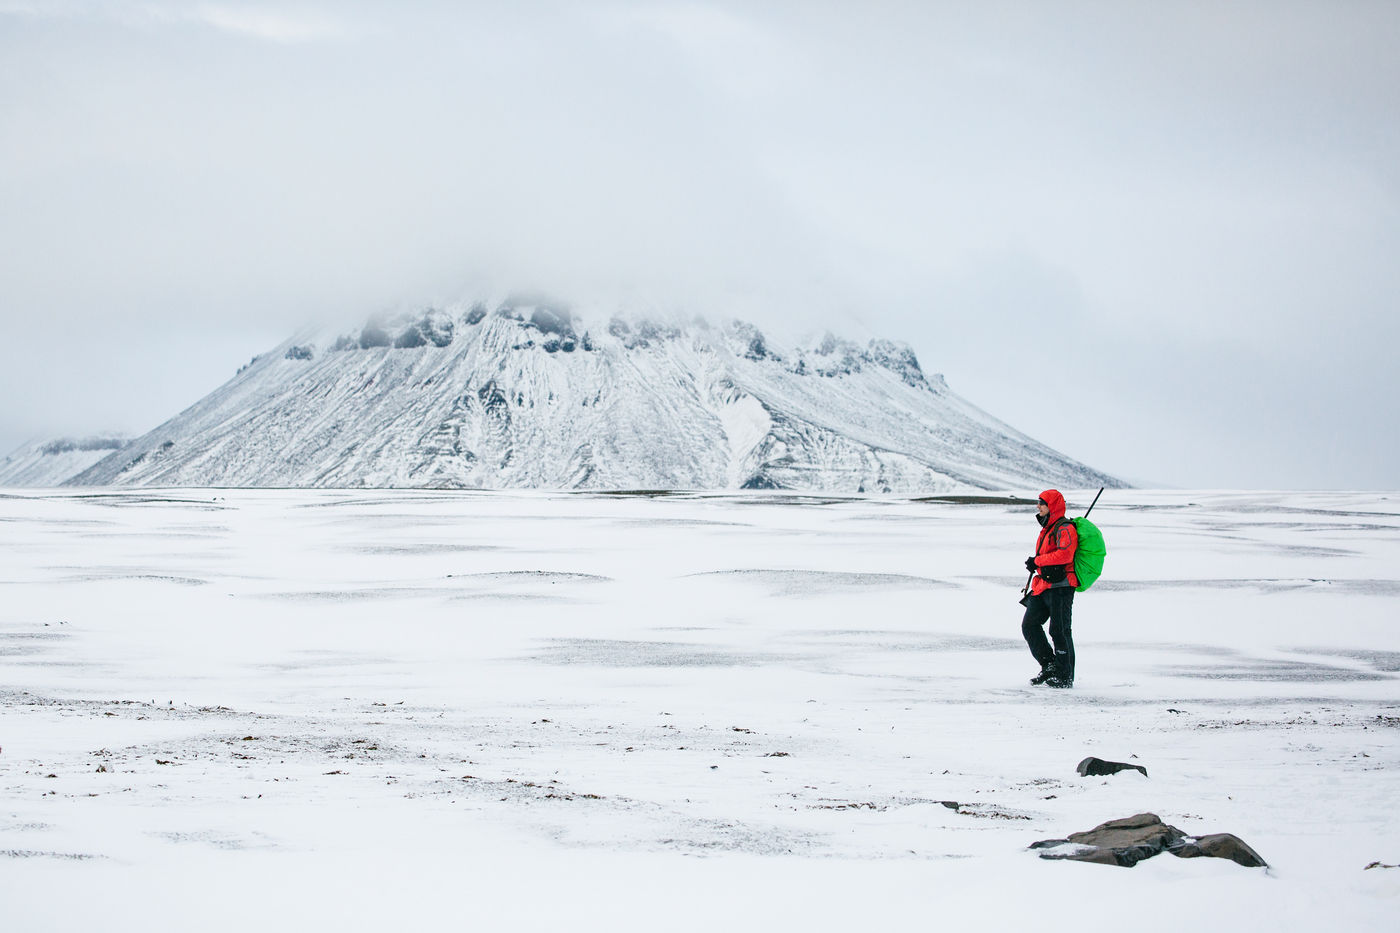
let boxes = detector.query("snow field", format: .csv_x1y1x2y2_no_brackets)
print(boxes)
1,488,1397,930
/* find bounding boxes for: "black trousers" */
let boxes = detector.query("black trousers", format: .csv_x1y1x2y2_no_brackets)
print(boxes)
1021,587,1075,681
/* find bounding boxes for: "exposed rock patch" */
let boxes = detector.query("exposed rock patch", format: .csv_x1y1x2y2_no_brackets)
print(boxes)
1076,756,1148,778
1031,813,1267,868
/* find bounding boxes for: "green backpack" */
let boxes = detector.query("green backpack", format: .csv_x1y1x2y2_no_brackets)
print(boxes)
1069,516,1107,592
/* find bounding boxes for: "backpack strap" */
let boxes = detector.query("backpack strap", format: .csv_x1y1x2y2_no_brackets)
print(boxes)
1040,517,1072,555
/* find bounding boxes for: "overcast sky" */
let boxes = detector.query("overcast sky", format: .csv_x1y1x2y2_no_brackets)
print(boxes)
2,0,1396,488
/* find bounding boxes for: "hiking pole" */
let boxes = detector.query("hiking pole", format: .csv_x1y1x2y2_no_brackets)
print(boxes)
1019,487,1105,605
1083,486,1105,520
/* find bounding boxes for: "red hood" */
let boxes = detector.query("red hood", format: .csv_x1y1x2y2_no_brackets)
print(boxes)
1039,489,1067,525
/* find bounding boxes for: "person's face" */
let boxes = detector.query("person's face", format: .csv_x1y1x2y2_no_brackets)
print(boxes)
1037,502,1049,520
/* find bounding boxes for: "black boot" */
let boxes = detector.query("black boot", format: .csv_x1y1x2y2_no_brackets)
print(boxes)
1029,664,1055,686
1045,652,1073,688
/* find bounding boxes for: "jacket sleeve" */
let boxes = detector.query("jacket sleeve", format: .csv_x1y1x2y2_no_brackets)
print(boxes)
1035,522,1078,567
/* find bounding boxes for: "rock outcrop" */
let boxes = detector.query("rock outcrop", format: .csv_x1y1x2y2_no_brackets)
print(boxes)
1031,813,1268,868
1076,756,1149,778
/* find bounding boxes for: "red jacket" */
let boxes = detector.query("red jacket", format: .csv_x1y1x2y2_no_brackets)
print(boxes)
1031,488,1079,596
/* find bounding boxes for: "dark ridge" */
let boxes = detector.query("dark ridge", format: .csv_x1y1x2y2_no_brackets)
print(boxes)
38,437,127,455
741,472,784,490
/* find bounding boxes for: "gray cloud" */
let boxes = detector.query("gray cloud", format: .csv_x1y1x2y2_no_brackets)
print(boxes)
1,1,1396,487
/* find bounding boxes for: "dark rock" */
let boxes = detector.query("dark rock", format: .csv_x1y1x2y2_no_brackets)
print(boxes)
1076,813,1177,850
637,319,677,341
729,320,776,362
741,472,782,490
390,310,454,348
464,303,487,326
1032,813,1181,868
1077,756,1149,778
39,437,127,455
419,311,454,347
1031,840,1158,867
607,317,680,350
1168,833,1269,868
284,345,314,361
1031,813,1267,869
816,332,847,356
529,307,573,337
867,338,927,388
359,326,392,349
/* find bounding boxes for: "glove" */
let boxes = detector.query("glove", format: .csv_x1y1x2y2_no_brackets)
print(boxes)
1025,557,1038,573
1041,564,1068,584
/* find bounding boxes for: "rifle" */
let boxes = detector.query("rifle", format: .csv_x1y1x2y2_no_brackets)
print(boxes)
1019,487,1103,606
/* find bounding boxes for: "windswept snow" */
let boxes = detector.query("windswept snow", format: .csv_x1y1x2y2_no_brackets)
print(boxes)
1,488,1397,930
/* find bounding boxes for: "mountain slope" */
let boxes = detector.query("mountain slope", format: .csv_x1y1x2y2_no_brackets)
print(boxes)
67,302,1121,492
0,436,129,487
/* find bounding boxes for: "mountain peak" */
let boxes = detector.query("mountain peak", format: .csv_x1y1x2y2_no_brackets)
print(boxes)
58,299,1119,493
298,304,936,394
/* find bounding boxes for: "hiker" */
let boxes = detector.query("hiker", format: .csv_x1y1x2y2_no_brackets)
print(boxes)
1021,489,1079,688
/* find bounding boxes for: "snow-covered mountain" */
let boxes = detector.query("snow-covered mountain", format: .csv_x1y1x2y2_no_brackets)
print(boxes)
0,435,129,487
64,301,1121,492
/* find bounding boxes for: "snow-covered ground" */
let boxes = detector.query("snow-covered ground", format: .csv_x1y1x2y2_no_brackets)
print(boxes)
1,488,1396,930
